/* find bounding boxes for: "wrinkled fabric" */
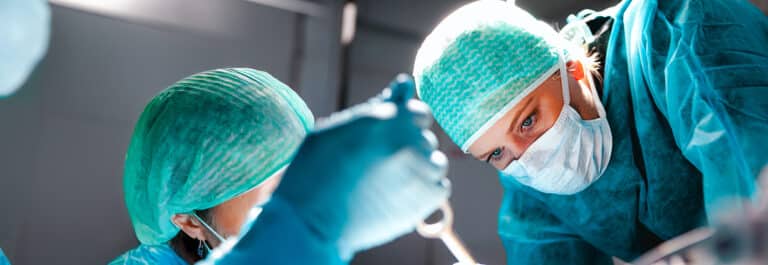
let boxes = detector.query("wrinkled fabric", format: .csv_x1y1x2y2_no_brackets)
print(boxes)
497,0,768,264
109,244,186,265
124,68,314,245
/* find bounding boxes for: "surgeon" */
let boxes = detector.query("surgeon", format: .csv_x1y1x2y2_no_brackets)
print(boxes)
413,0,768,264
110,68,314,264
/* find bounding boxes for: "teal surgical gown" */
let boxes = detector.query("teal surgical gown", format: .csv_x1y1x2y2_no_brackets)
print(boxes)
109,244,186,265
204,0,768,264
499,0,768,264
0,248,10,265
199,197,344,265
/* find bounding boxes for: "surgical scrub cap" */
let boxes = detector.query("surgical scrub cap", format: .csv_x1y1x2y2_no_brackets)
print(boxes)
124,68,314,244
413,0,571,151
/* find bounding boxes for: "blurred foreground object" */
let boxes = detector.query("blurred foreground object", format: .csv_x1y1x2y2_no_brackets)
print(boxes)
0,0,50,97
634,167,768,265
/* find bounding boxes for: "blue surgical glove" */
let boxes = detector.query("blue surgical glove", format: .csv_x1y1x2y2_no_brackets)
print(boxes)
276,74,451,259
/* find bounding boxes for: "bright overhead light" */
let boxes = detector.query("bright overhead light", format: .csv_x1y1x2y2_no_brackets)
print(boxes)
48,0,139,17
340,2,357,45
243,0,327,17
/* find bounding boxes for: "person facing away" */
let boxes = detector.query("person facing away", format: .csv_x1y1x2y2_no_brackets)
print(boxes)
110,68,314,264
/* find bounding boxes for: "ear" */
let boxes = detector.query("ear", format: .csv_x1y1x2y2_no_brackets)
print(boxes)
171,214,206,240
566,60,586,81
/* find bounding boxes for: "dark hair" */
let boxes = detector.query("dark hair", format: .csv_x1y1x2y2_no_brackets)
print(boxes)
169,208,213,263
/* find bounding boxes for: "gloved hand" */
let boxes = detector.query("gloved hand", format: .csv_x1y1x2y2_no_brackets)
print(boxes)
274,74,451,259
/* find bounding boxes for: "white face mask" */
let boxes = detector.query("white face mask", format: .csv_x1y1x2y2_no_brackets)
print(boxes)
500,60,612,195
190,197,268,246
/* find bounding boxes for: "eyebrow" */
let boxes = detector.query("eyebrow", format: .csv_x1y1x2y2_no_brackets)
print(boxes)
474,96,535,162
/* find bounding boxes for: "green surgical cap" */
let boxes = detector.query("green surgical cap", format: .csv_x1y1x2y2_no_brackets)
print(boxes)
124,68,314,244
413,0,569,151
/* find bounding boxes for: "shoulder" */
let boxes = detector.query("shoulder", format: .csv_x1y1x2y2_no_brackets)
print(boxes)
622,0,768,41
109,244,186,265
620,0,768,76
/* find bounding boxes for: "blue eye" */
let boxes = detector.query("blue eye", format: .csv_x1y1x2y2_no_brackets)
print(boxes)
491,148,502,158
521,115,535,130
485,147,504,163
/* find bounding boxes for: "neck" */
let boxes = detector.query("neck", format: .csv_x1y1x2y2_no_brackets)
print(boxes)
169,233,205,264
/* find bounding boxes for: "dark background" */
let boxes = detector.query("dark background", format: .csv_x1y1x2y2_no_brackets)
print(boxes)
1,0,763,264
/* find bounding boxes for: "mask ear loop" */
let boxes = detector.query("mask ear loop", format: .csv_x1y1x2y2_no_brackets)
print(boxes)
563,54,608,119
559,57,571,107
191,212,226,244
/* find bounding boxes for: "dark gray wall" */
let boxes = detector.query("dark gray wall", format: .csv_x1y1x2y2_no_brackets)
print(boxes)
0,0,626,264
0,2,342,264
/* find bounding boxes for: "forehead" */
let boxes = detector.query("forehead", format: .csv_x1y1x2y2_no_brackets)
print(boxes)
466,99,522,157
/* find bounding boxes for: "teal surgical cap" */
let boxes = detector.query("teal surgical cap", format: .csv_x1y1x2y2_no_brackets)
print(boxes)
124,68,314,244
413,0,572,151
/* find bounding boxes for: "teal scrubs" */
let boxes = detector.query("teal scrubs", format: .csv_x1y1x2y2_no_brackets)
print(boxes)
499,0,768,264
109,244,186,265
199,0,768,264
199,197,344,265
0,248,10,265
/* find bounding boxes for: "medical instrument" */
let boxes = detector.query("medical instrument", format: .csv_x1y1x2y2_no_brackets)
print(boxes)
633,168,768,265
417,203,478,265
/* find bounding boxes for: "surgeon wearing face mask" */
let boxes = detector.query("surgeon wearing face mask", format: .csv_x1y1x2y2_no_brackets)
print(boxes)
414,0,768,264
110,68,314,265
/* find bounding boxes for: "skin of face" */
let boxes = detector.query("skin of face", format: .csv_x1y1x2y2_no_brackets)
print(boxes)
467,60,599,170
171,171,284,249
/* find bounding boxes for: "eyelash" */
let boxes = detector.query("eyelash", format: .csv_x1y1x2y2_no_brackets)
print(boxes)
487,147,504,163
485,114,536,164
520,114,536,132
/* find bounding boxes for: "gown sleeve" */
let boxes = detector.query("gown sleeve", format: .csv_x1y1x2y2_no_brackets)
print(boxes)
199,196,345,265
625,0,768,218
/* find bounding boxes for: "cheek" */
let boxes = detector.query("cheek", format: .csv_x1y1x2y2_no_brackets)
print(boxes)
211,200,252,236
533,95,564,139
211,195,261,236
508,110,561,155
212,179,282,236
259,174,282,197
508,133,534,157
